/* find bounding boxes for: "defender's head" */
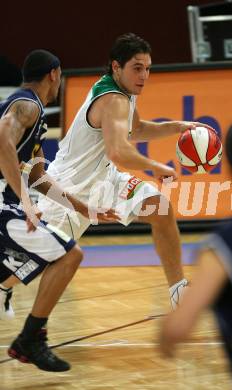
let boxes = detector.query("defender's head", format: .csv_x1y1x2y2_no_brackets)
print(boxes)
22,49,61,103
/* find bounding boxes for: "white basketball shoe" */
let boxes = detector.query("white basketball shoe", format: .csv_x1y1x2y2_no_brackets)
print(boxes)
0,286,15,320
169,279,189,310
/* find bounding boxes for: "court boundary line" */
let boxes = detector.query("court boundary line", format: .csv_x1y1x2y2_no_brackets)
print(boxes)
0,341,223,348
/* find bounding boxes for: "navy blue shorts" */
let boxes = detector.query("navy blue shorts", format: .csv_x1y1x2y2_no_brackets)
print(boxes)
0,206,76,285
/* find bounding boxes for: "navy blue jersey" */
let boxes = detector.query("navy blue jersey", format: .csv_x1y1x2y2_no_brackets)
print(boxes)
0,89,77,287
0,88,47,205
207,219,232,371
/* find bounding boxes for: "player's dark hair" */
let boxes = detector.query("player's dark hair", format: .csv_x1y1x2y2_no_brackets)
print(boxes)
225,126,232,167
22,49,60,82
107,33,152,75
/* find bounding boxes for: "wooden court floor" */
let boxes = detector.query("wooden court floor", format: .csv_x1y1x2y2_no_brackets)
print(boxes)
0,234,231,390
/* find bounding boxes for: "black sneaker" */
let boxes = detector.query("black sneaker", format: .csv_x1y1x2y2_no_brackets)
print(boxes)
8,333,71,372
8,329,47,364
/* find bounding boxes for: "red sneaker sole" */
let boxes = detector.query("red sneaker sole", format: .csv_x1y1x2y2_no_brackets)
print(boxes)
8,348,31,363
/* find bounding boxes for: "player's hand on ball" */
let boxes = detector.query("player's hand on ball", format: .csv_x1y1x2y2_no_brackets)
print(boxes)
177,121,216,134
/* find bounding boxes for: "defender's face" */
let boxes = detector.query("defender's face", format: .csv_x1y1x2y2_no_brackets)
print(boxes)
48,66,62,103
113,53,151,95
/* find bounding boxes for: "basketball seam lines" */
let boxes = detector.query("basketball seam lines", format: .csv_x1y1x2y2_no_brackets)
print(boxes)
190,129,202,166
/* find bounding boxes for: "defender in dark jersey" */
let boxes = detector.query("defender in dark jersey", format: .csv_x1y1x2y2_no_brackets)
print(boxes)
160,127,232,373
0,50,118,372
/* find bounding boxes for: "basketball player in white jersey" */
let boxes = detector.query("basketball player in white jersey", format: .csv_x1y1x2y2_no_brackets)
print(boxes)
38,33,213,308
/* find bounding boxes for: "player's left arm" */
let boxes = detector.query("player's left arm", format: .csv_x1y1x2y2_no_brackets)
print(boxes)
130,109,215,142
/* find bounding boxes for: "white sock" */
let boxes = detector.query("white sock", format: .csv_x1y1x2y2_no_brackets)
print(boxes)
169,278,188,309
0,283,9,291
169,278,188,295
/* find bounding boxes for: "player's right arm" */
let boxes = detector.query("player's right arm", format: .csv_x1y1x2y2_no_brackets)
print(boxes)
0,100,40,230
99,93,177,181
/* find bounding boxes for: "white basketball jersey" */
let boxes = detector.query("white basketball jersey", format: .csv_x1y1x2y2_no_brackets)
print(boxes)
47,74,136,199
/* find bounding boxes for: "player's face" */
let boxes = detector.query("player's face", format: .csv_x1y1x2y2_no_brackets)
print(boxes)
114,54,151,95
48,66,62,103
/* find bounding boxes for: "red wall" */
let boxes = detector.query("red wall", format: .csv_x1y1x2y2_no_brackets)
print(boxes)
1,0,221,69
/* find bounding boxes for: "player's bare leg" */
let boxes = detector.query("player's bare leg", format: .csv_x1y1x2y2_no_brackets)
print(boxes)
8,245,83,371
31,245,82,317
138,195,188,308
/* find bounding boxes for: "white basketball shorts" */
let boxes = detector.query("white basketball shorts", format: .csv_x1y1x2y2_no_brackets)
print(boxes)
38,171,160,239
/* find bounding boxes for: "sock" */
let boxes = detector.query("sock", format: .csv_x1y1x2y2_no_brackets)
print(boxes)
0,283,11,291
169,278,188,296
169,278,188,309
21,314,48,341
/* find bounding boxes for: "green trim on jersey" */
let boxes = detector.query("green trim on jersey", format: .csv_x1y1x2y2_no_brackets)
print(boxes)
91,74,130,100
128,182,144,200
